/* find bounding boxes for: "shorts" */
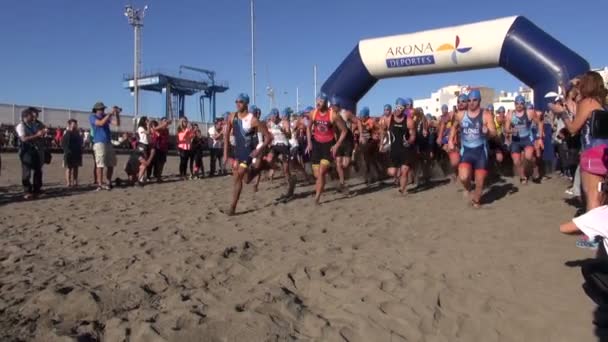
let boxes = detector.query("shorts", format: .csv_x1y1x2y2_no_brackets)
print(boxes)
510,137,534,154
389,146,415,168
488,139,504,154
234,143,254,168
63,153,82,168
312,139,334,166
93,143,117,168
460,145,488,171
580,145,608,176
271,144,290,160
336,132,354,158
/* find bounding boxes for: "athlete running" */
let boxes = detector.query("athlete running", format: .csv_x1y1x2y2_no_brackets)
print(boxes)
306,94,348,205
266,107,297,198
381,97,417,195
449,90,497,208
504,95,541,184
334,101,363,193
223,94,273,215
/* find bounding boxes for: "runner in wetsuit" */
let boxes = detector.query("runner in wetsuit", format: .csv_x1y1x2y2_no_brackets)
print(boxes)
358,106,380,184
505,95,540,184
449,90,497,208
334,101,363,193
223,93,273,215
381,97,417,195
305,93,348,205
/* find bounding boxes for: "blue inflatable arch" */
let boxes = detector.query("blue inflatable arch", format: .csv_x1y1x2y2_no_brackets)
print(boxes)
321,16,589,111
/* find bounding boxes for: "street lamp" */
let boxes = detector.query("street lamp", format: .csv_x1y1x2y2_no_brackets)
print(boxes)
124,4,148,119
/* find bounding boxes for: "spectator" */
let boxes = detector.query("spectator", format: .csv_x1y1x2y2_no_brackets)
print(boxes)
61,119,83,187
16,107,47,199
124,143,151,186
177,117,195,180
89,102,119,191
555,71,608,211
191,128,206,178
148,118,170,182
208,118,225,176
54,126,64,149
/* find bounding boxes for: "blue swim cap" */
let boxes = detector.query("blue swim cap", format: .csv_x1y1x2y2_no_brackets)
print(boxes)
359,106,370,117
236,93,250,104
404,98,413,106
250,104,259,113
441,104,448,112
303,106,314,113
425,113,433,119
269,108,279,116
384,104,392,111
223,111,231,120
395,97,406,107
281,107,293,117
514,95,526,104
526,102,534,110
458,94,469,102
487,104,494,111
469,89,481,100
330,96,342,107
497,106,506,113
317,93,328,101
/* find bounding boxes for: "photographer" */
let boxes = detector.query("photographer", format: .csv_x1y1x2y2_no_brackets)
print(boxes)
16,107,47,199
553,71,608,212
89,102,119,191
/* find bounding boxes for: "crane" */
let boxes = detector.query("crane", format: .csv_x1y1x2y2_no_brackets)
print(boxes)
178,65,228,122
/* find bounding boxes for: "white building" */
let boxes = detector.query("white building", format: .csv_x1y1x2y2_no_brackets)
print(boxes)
414,84,495,117
493,86,533,111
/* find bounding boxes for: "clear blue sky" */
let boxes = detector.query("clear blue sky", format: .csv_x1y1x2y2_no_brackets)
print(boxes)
0,0,606,120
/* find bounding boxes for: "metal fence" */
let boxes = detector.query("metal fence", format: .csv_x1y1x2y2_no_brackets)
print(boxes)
0,102,211,135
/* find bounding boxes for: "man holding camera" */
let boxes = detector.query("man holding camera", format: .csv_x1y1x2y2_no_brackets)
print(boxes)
16,107,47,199
89,102,120,191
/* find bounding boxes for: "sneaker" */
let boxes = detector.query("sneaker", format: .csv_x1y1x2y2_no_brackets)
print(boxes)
576,238,599,250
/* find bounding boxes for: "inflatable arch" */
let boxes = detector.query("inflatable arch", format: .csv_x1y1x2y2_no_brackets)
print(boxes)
320,16,589,112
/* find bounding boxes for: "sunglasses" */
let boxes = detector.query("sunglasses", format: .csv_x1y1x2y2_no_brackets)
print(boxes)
396,105,405,110
235,100,245,104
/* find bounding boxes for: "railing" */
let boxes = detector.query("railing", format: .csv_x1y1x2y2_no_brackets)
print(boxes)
0,102,211,135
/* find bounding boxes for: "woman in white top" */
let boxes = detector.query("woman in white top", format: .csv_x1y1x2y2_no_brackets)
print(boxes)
136,116,150,147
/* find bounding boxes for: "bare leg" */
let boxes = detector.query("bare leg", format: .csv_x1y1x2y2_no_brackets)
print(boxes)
73,167,78,186
106,167,114,187
472,170,486,207
96,167,104,187
336,156,345,187
230,166,247,215
399,165,410,194
65,168,71,187
458,165,472,196
314,164,329,205
582,171,605,211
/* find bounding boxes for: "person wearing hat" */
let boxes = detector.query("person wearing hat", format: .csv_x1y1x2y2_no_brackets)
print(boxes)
223,93,273,215
449,89,497,208
505,95,540,184
89,101,118,190
15,107,47,199
306,93,348,204
380,97,417,195
332,97,362,194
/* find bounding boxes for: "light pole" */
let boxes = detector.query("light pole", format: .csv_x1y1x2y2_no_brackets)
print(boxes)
250,0,256,104
124,4,148,118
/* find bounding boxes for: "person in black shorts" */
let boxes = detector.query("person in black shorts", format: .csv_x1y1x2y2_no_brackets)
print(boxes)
334,99,363,193
381,97,417,194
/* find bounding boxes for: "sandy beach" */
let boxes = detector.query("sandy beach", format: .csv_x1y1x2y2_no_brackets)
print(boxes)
0,152,598,341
